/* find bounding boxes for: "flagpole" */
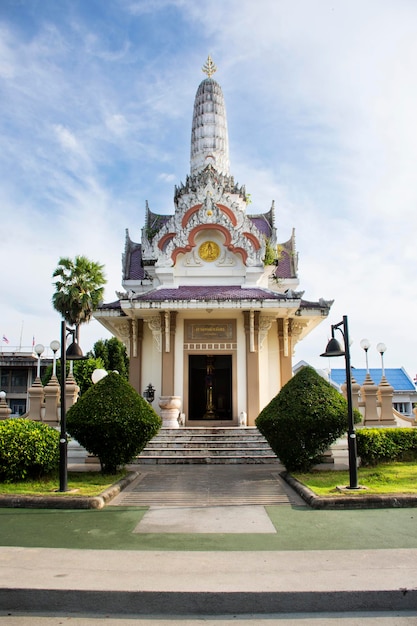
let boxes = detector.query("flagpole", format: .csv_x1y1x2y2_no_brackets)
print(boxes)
19,321,24,352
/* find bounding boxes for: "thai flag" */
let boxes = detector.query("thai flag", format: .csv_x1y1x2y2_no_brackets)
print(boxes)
2,335,9,344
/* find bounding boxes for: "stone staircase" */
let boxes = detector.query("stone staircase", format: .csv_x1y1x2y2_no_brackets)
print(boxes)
133,427,279,465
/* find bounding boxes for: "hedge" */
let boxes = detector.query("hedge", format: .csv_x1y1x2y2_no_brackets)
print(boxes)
0,419,60,482
356,427,417,465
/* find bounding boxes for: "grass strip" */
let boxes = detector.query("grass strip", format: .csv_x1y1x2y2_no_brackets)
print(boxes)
293,461,417,496
0,470,127,497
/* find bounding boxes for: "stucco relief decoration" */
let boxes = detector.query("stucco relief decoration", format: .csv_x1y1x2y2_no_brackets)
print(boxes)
155,239,175,266
153,162,267,268
258,316,274,351
160,209,252,267
146,316,162,352
116,319,132,356
184,251,203,266
216,251,236,266
141,230,155,260
290,319,306,353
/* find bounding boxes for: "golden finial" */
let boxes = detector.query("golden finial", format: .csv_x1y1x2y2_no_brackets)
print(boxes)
202,55,217,78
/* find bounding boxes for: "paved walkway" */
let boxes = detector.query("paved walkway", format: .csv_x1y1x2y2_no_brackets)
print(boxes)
109,463,304,507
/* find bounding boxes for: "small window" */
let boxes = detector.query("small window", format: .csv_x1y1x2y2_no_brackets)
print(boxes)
10,400,26,416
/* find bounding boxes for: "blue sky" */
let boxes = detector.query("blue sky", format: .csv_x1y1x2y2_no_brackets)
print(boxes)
1,0,417,380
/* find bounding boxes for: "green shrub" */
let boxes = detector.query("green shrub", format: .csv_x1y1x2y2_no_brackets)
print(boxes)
256,366,360,472
357,428,417,466
0,419,60,482
66,372,162,473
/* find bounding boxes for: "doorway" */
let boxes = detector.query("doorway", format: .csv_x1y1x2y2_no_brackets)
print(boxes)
188,355,232,421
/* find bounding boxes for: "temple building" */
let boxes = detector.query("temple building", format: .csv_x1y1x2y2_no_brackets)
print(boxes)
94,57,333,426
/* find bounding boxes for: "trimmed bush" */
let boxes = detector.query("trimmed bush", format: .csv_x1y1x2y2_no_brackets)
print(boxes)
357,428,417,466
256,366,360,472
0,419,60,482
66,372,162,473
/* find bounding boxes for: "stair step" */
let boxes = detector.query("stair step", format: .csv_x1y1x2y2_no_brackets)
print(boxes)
151,435,267,440
141,448,275,455
136,427,278,465
145,442,272,449
133,455,279,465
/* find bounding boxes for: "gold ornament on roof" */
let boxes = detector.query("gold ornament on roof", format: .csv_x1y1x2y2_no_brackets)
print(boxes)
199,241,220,262
202,55,217,78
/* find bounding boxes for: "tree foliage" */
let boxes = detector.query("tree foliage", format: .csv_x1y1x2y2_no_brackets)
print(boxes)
66,372,161,473
89,337,129,379
52,255,106,340
263,238,277,266
71,357,106,395
256,366,360,472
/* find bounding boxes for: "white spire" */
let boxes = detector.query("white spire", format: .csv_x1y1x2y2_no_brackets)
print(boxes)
190,57,230,177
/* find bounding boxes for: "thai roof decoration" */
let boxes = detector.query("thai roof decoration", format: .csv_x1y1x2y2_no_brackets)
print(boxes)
122,58,302,291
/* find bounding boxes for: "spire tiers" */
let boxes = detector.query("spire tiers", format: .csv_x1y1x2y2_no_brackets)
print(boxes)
190,60,230,178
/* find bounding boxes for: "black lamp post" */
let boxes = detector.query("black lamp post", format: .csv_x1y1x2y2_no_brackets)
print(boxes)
320,315,359,490
59,320,85,492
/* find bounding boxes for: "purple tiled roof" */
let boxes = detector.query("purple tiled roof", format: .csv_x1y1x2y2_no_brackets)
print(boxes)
99,300,124,311
134,285,288,302
128,247,146,280
275,250,292,279
249,216,272,238
99,288,330,312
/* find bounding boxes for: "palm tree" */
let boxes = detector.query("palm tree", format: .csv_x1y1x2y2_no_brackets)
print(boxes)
52,256,106,341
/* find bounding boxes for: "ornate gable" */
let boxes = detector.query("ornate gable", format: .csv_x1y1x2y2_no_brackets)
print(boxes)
141,166,266,287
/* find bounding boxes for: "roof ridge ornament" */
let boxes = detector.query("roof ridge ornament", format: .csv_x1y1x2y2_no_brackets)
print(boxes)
202,55,217,78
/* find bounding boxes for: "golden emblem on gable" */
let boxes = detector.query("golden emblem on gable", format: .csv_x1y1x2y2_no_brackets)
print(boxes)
199,241,220,262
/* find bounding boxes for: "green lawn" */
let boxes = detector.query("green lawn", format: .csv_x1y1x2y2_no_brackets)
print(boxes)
293,461,417,496
0,470,127,497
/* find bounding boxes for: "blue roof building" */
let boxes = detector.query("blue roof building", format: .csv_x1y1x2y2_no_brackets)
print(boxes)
330,368,417,417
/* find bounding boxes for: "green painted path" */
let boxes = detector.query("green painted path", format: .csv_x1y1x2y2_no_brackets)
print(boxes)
2,464,417,618
0,505,416,551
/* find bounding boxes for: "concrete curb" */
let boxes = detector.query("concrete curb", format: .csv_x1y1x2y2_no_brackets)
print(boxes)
281,471,417,509
0,471,140,510
1,588,416,615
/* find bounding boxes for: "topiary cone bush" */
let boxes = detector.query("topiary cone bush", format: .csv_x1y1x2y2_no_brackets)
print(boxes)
66,372,162,473
255,366,361,472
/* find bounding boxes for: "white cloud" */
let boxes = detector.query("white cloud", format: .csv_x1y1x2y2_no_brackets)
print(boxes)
123,0,187,16
52,124,85,157
104,113,129,137
158,172,176,183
